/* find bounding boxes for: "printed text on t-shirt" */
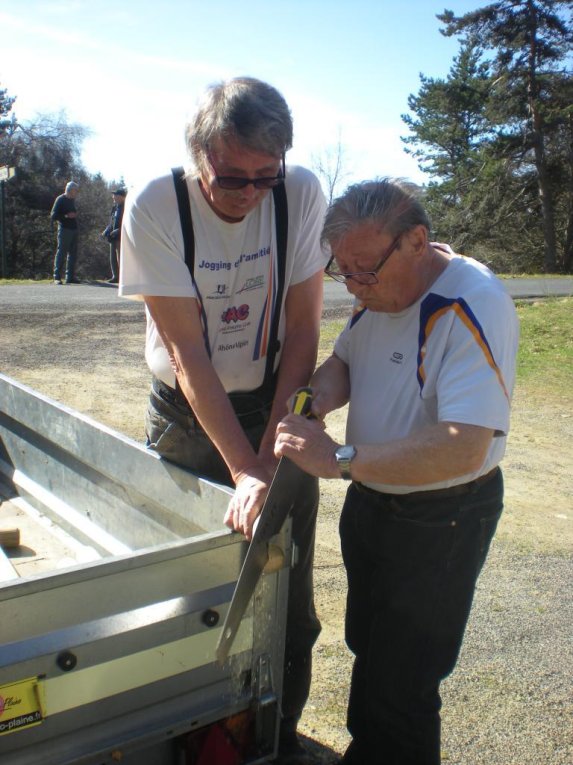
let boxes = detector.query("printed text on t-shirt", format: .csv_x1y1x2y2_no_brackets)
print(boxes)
198,245,271,272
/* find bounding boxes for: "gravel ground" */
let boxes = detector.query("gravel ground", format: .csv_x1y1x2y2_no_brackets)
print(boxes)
0,285,571,764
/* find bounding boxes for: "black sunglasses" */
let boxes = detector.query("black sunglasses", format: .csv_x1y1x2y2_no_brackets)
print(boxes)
207,151,286,190
325,234,402,285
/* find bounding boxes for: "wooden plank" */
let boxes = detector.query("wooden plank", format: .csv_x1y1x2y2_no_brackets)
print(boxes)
0,526,20,547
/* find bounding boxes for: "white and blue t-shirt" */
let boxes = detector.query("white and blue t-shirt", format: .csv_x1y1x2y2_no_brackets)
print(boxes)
334,253,519,493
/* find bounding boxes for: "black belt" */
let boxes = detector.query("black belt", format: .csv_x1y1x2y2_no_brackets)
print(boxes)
152,376,193,412
354,466,500,503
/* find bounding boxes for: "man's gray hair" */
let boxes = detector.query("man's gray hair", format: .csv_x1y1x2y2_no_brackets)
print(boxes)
186,77,293,173
321,178,431,247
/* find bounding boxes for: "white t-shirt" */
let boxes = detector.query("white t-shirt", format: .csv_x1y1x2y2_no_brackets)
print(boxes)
334,254,519,493
120,166,327,391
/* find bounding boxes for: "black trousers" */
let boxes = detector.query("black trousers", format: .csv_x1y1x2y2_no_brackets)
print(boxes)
145,387,321,723
340,470,504,765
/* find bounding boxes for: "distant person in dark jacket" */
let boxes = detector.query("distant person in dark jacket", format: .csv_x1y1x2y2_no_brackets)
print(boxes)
102,188,127,284
51,181,80,284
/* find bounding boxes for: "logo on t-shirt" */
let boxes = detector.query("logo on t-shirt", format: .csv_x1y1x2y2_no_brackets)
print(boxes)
238,275,265,293
207,284,228,300
222,304,250,324
390,351,404,365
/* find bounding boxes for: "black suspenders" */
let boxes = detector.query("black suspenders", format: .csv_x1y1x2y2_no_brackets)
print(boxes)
171,167,288,391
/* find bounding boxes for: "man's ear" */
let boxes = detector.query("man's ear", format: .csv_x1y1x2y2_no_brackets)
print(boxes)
406,224,428,257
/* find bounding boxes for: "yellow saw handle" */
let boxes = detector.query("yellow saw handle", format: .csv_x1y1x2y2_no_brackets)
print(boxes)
291,386,313,417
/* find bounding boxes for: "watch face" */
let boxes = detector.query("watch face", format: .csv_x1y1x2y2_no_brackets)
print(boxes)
336,445,356,460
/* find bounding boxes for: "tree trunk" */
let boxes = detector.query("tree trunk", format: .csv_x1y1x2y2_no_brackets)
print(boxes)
563,112,573,273
533,131,558,272
527,1,557,272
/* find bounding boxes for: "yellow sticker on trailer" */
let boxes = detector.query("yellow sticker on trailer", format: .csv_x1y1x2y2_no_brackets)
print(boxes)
0,677,44,736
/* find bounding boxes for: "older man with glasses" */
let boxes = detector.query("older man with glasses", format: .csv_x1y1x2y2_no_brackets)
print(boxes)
119,77,328,764
275,178,520,765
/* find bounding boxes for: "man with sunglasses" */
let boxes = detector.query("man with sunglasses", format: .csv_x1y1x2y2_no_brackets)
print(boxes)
120,77,327,764
275,179,519,764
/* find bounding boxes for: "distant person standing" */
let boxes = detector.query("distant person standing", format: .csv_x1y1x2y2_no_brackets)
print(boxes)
51,181,80,284
102,188,127,283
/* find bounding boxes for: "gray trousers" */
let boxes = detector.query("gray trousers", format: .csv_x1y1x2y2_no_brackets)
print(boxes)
145,388,322,724
109,241,119,281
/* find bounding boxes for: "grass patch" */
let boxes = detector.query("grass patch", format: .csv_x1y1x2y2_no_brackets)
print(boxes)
499,273,573,279
0,278,53,286
319,318,346,346
515,297,573,397
318,317,345,365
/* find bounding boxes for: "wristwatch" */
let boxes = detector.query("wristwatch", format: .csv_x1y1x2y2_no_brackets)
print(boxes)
334,445,357,480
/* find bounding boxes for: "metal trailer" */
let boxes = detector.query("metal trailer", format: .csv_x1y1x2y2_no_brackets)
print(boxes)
0,373,291,764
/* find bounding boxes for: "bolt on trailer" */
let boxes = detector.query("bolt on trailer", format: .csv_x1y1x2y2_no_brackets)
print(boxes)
0,373,291,765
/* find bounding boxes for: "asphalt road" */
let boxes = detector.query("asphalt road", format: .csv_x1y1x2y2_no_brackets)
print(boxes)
0,276,572,313
323,275,573,312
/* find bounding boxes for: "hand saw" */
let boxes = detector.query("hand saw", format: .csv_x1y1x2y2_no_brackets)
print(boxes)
215,387,313,665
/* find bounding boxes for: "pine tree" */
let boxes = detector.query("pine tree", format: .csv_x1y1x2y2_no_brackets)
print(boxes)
438,1,573,270
402,38,492,184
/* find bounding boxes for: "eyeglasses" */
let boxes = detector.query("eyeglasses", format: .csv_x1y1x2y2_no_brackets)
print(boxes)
206,151,286,190
325,234,402,285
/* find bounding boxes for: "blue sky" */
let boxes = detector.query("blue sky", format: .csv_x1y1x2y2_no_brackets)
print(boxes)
1,0,485,191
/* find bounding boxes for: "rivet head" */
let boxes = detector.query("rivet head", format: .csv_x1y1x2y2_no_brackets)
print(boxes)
202,609,220,628
56,650,77,671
